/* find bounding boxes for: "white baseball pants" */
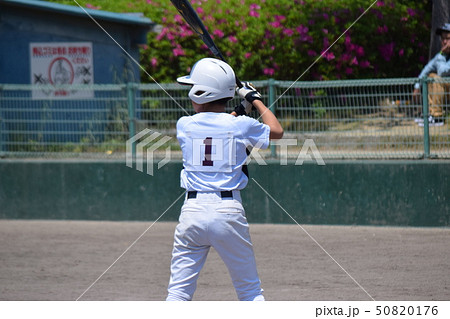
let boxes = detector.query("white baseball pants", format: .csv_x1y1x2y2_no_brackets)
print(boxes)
166,191,264,301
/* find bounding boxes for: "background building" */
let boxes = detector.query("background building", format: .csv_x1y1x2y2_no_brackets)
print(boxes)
0,0,154,85
0,0,154,146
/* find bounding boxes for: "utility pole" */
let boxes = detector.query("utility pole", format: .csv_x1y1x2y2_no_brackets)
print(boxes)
430,0,450,58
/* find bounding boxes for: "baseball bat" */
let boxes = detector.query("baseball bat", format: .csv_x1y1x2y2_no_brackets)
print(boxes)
170,0,243,88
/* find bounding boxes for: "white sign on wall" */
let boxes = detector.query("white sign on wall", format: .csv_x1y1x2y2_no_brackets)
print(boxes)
30,42,94,99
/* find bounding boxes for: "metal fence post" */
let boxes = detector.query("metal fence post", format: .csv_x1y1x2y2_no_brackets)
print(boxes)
268,78,277,158
127,82,137,156
421,77,430,158
0,117,3,155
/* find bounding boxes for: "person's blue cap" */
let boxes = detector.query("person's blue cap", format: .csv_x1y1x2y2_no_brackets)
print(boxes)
436,23,450,35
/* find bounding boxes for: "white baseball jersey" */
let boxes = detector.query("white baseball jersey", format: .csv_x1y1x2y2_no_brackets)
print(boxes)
167,111,269,301
177,112,270,191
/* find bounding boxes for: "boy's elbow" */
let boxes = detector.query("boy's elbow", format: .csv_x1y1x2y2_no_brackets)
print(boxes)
270,128,284,140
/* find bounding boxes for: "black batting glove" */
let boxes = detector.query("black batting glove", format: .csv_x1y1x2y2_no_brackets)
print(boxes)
236,82,262,104
234,99,253,116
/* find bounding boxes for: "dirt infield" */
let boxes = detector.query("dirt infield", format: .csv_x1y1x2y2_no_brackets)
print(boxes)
0,220,449,301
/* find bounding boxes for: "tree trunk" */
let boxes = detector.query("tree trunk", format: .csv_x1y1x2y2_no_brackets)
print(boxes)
430,0,450,58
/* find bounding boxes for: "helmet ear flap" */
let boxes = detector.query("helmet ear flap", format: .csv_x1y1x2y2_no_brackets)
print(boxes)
193,90,206,97
188,84,219,102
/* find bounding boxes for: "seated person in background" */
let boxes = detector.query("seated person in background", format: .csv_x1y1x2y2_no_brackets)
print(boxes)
413,23,450,126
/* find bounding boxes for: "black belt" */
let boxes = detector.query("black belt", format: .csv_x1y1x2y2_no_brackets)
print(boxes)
187,191,233,199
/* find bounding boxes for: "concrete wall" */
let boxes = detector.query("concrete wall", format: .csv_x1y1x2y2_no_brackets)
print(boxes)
0,160,448,226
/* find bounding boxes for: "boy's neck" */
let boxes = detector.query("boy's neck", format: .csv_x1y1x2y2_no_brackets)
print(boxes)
194,102,227,113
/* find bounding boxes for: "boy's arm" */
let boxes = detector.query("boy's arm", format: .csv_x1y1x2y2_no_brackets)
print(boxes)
235,83,283,140
252,100,283,140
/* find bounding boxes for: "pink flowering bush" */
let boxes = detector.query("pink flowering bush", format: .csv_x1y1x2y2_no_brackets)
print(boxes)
48,0,430,82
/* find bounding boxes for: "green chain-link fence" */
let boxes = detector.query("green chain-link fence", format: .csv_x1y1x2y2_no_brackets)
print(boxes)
1,78,449,159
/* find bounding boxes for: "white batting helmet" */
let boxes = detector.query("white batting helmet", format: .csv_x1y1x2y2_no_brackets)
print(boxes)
177,58,236,104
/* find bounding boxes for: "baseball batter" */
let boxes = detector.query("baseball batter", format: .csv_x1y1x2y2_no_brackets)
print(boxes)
166,58,283,301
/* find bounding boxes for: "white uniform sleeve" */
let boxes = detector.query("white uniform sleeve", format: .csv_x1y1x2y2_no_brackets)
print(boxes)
236,116,271,149
176,116,190,132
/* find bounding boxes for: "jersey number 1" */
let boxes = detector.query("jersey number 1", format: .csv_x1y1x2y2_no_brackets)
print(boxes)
202,137,213,166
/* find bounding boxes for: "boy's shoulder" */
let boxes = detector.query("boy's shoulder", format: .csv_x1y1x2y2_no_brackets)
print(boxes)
177,112,233,123
177,115,192,124
177,113,262,130
233,114,264,127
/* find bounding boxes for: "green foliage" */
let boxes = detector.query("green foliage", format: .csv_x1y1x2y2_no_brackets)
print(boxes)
48,0,431,82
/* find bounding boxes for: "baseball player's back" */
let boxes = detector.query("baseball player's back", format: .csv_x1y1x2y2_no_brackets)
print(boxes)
177,112,270,192
166,58,282,301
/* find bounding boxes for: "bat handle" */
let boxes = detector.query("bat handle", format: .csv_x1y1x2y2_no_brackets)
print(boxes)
235,77,243,89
